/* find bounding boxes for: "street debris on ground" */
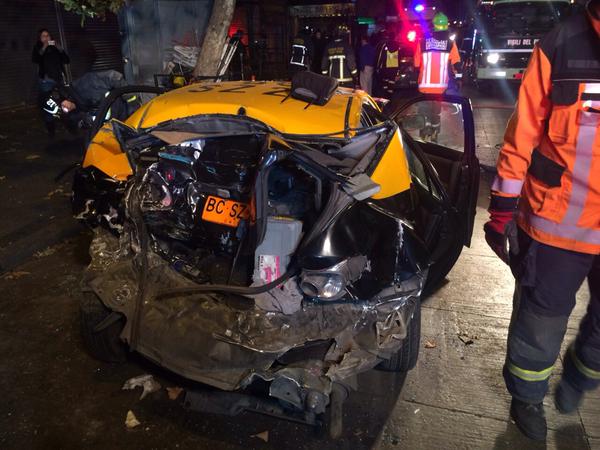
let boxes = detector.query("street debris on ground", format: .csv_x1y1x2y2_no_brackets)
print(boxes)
125,410,141,429
122,374,161,400
25,154,41,160
166,386,184,400
457,332,478,346
251,431,269,443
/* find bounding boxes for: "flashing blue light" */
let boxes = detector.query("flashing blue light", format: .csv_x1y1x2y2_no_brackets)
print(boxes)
414,4,425,12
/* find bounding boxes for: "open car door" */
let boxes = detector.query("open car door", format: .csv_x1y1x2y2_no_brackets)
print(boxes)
388,94,480,293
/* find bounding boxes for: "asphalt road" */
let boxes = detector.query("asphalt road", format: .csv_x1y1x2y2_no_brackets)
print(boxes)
4,84,596,450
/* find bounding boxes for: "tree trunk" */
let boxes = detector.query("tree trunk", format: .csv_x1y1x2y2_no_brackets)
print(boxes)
193,0,237,78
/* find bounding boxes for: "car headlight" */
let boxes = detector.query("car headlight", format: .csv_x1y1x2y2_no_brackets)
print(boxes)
486,53,500,64
300,273,345,300
300,256,367,301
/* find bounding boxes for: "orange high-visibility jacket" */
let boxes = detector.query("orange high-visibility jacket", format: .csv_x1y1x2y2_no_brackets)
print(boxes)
414,31,460,94
493,9,600,254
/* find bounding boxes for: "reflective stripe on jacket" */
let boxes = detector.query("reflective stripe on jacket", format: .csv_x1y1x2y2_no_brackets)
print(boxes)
321,38,358,82
414,31,460,94
290,36,313,68
493,8,600,254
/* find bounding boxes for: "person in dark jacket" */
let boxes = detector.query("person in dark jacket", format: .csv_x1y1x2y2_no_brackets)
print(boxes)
358,35,376,94
289,27,314,79
41,70,139,136
321,25,358,87
32,28,70,136
311,30,326,73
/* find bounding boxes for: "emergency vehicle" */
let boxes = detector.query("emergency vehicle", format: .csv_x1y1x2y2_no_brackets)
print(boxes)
374,3,458,97
474,0,572,84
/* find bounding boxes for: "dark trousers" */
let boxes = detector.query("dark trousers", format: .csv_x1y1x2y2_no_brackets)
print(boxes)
38,78,57,136
504,229,600,403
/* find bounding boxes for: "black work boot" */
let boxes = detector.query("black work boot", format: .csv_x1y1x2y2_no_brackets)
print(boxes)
510,398,547,441
555,379,583,414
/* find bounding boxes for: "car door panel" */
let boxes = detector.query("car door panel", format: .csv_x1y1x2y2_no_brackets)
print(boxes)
389,94,480,292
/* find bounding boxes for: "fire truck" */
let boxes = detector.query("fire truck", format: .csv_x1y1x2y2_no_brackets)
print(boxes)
474,0,572,85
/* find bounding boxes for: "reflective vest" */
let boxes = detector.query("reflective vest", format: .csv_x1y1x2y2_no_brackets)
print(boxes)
413,31,460,94
386,49,399,69
493,10,600,254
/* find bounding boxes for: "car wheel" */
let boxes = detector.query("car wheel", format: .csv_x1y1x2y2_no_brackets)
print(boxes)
376,299,421,372
80,290,127,363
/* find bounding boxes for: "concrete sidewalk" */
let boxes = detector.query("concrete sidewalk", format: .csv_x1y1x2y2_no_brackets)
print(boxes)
0,108,83,273
376,172,600,450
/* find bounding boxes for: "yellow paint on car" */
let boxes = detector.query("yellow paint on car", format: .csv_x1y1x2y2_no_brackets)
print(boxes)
86,81,412,198
370,129,411,199
82,122,133,180
126,81,365,137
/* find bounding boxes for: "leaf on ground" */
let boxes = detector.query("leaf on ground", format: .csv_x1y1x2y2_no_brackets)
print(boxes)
0,176,5,181
424,339,437,349
34,246,57,258
251,431,269,443
166,386,184,400
25,154,41,160
125,410,141,429
1,271,31,280
45,188,65,199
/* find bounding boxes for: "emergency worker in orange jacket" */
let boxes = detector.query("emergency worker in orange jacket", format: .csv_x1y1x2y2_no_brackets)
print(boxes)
484,0,600,441
413,12,461,141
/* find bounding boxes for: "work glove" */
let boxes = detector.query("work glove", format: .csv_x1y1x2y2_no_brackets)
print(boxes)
484,194,519,265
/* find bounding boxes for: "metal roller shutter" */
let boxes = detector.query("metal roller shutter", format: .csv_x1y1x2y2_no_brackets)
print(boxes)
61,10,124,79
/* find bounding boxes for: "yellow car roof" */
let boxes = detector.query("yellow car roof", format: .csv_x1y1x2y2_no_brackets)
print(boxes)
125,81,373,137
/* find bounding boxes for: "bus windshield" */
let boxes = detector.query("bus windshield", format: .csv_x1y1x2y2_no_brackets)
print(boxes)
487,1,570,33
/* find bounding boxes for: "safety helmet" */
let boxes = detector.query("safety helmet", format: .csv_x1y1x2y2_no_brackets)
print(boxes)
433,12,449,31
336,24,350,37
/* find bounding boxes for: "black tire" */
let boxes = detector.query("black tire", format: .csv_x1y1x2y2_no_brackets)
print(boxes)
377,300,421,372
80,290,127,363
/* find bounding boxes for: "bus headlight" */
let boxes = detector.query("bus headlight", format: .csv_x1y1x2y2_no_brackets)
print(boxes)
486,53,500,64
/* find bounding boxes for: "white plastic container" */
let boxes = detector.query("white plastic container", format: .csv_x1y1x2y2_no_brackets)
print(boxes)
253,217,303,284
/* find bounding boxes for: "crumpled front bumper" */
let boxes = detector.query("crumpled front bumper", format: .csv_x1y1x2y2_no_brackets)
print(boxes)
86,229,423,410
